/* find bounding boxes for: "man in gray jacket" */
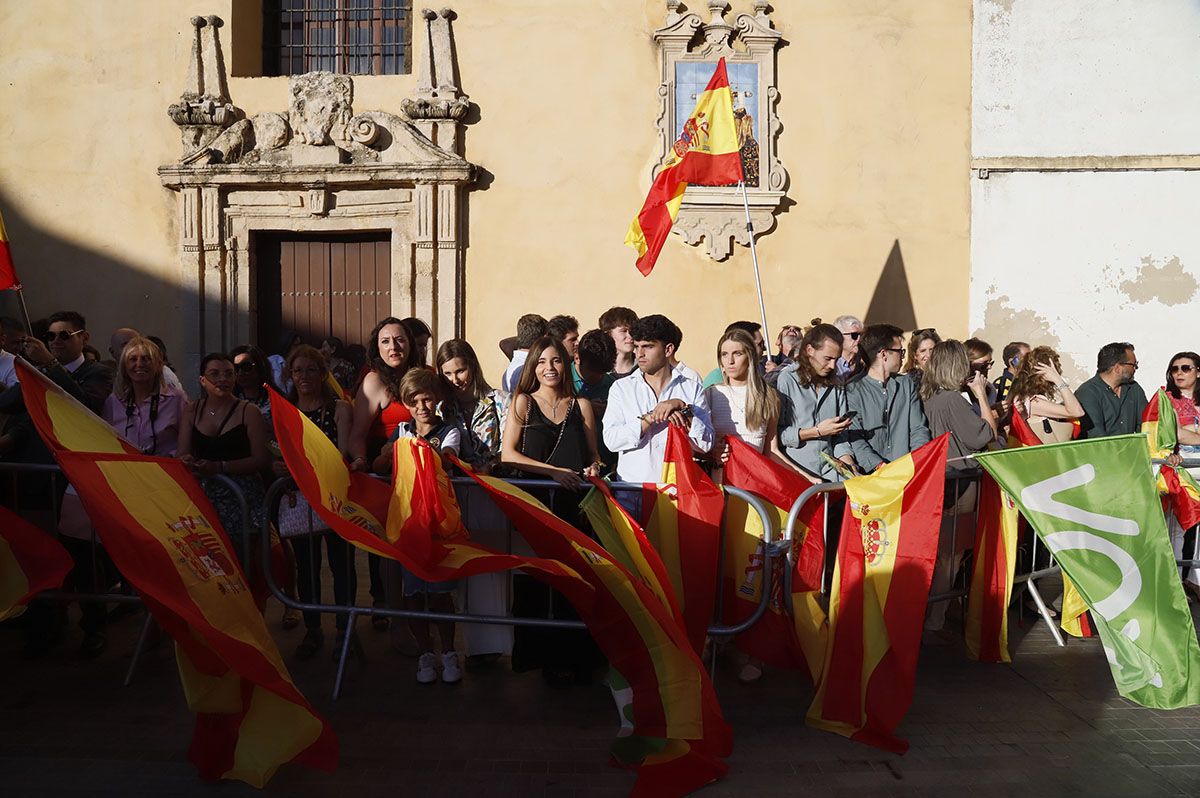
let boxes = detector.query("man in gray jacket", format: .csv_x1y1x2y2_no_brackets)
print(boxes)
844,323,931,473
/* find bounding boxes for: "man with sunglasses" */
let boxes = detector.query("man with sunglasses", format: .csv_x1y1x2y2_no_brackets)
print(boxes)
1075,341,1148,439
844,323,931,473
16,310,113,414
833,315,864,381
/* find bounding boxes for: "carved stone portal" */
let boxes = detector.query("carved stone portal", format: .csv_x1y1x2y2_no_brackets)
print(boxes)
653,1,788,260
159,13,476,378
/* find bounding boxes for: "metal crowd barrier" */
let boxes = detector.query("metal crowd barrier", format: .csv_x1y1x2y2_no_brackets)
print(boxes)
0,462,252,685
780,469,1068,642
260,475,779,699
781,462,1200,650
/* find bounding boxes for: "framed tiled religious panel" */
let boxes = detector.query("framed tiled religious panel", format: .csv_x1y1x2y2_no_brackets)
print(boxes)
652,2,787,260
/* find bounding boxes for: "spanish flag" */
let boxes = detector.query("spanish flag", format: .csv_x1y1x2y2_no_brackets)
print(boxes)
0,504,72,621
56,451,337,786
640,425,724,654
580,477,683,625
1007,406,1043,448
0,207,19,290
454,462,732,797
807,434,948,753
964,474,1020,662
625,58,744,276
268,387,583,586
16,358,138,454
1143,389,1200,529
721,436,828,682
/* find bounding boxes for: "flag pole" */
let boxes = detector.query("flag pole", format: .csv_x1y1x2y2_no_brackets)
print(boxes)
738,181,769,337
13,285,33,337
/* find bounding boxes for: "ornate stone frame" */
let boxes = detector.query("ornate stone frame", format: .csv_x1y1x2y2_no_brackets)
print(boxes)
653,2,787,260
158,13,475,377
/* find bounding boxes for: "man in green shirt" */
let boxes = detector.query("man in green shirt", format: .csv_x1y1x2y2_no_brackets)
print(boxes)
1075,341,1148,439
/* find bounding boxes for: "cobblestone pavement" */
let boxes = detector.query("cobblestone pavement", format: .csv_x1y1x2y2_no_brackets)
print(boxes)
2,581,1199,798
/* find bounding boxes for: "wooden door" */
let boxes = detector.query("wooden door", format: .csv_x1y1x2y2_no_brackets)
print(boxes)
256,233,391,352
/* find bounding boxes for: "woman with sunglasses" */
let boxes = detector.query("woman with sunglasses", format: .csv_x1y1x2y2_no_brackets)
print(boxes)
1162,352,1200,602
1008,346,1083,444
230,345,280,428
230,343,301,627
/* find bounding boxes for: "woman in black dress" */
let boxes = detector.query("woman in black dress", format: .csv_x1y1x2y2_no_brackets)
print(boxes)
500,336,603,684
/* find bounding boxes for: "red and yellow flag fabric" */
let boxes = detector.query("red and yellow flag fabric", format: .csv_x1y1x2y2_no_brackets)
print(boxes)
56,451,337,787
581,477,684,626
269,387,580,586
1143,388,1200,529
964,474,1020,662
624,58,744,276
454,462,732,797
807,434,949,753
15,358,138,454
640,425,725,655
324,372,349,402
0,504,72,621
1007,406,1043,448
721,436,828,682
0,208,20,290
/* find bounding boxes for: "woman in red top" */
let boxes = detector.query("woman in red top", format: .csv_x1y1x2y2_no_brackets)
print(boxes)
347,317,420,465
346,317,420,629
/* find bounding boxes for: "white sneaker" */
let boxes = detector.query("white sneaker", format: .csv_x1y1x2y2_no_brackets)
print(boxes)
416,652,438,684
440,650,462,684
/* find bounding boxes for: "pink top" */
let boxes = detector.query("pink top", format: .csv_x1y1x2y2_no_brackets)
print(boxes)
1168,392,1200,429
103,387,187,456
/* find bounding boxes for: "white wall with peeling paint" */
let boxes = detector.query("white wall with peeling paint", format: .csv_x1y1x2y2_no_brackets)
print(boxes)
971,1,1200,386
974,0,1200,157
971,171,1200,384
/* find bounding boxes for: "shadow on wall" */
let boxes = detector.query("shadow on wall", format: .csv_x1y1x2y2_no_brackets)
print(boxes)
864,239,918,331
0,191,190,378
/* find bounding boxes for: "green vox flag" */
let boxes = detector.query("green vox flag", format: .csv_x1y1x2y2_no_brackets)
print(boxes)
975,434,1200,709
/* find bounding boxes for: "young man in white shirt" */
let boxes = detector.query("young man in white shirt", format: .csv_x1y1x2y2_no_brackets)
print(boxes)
603,314,713,484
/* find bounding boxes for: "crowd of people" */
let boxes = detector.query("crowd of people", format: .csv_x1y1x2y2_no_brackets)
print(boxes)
2,305,1198,685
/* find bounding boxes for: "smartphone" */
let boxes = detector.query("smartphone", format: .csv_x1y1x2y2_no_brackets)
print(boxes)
838,411,858,422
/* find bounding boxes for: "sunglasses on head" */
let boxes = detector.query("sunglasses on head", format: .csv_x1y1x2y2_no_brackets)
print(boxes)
1170,364,1196,373
43,329,84,342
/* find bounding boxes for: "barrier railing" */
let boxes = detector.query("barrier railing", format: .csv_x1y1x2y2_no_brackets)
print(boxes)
260,475,779,699
781,469,1068,644
782,461,1200,650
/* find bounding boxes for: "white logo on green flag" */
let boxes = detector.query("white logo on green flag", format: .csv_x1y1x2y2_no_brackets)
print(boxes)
976,435,1200,709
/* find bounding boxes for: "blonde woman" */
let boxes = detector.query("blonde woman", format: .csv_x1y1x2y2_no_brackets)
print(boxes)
706,328,795,482
1008,346,1084,444
102,335,186,456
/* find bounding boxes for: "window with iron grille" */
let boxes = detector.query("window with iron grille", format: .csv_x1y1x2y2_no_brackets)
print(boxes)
263,0,412,77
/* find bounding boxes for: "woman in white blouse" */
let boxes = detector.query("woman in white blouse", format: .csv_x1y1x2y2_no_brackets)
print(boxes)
706,328,798,483
705,328,797,684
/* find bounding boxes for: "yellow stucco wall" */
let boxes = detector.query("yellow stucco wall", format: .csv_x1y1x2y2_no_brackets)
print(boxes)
0,1,970,380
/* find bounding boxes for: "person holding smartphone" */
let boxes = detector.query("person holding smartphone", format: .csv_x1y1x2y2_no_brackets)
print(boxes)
776,322,857,482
